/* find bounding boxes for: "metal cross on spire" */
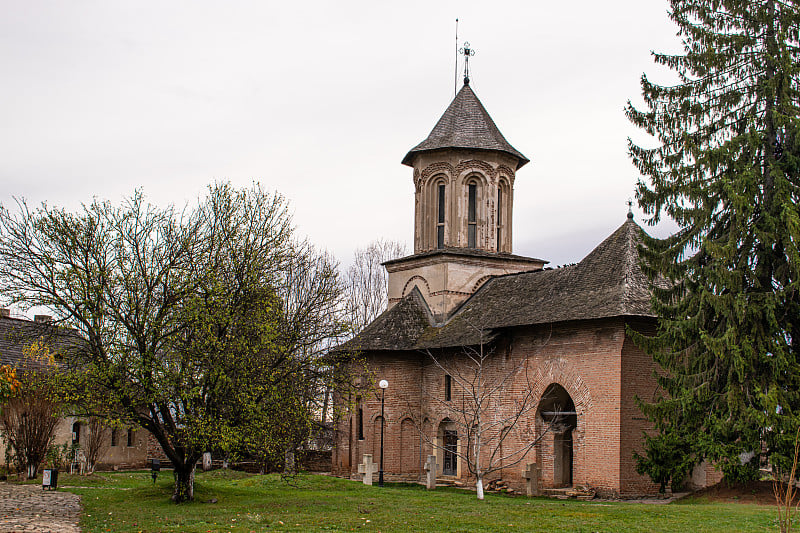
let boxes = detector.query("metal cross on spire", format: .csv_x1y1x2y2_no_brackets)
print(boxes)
459,41,476,85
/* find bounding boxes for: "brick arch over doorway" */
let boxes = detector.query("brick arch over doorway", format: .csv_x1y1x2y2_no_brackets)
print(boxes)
537,383,577,488
527,358,593,414
526,358,593,491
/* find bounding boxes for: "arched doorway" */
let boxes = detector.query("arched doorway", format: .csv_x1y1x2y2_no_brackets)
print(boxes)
537,384,577,488
437,419,458,477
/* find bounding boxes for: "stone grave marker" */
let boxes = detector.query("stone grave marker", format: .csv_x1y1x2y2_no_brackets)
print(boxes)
357,454,377,486
523,462,541,497
424,455,438,490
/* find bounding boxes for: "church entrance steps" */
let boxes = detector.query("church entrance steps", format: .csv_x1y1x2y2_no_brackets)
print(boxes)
435,477,464,488
543,487,572,499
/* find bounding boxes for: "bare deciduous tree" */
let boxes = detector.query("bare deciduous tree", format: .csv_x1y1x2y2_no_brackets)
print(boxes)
344,239,406,336
82,417,110,474
774,427,800,533
328,239,406,436
244,242,353,469
417,326,558,500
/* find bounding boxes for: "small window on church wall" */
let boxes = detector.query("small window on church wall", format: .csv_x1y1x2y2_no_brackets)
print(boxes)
127,428,134,447
357,397,364,440
72,421,81,444
497,187,503,251
468,183,477,248
110,429,118,447
437,183,445,249
445,374,452,401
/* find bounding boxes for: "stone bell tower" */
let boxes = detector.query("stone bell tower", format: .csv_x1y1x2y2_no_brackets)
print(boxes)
386,80,546,320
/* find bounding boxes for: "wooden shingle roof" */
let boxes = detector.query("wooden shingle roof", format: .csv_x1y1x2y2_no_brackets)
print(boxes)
341,219,653,353
0,316,78,367
337,288,434,353
401,83,529,169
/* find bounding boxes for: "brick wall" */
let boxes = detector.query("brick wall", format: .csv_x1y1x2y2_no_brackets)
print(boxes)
335,318,673,495
333,352,425,480
514,320,625,494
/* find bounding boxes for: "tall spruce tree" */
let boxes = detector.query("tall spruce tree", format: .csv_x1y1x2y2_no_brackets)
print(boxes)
627,0,800,488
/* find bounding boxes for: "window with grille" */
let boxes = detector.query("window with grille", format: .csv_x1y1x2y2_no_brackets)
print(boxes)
357,397,364,440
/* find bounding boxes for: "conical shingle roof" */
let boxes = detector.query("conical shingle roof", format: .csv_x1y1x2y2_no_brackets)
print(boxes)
401,83,529,169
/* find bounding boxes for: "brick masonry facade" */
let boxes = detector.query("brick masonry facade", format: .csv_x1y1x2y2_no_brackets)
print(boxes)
332,80,719,497
333,318,665,496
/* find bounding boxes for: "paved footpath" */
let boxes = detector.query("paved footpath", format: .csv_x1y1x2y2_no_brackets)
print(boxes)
0,483,81,532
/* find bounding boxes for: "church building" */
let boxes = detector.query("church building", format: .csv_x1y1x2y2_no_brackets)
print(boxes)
332,78,718,496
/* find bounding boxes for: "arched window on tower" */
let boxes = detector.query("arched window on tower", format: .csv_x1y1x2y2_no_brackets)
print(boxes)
437,183,446,249
497,183,505,252
468,181,477,248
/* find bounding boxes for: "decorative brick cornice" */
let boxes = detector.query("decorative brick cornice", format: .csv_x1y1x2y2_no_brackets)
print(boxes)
531,358,594,416
420,162,455,183
455,159,497,181
496,164,515,181
430,289,472,297
401,275,431,299
471,275,494,293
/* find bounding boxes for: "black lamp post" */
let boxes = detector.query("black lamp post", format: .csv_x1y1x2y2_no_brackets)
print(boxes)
150,458,160,484
378,379,388,487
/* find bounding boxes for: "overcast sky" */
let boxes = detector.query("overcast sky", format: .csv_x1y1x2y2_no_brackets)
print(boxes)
1,1,684,283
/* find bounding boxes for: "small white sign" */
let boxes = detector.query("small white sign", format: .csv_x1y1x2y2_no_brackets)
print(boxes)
42,470,51,486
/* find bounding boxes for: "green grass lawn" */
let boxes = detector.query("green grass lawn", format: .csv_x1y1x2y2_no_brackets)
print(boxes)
53,470,778,532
